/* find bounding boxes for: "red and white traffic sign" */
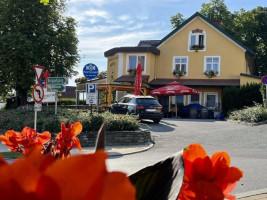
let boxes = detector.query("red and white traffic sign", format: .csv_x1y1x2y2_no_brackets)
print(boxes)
261,75,267,85
33,65,44,82
32,83,44,103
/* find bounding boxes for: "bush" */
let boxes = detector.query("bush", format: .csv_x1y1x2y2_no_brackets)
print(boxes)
0,108,140,133
229,104,267,123
222,83,263,116
58,98,76,105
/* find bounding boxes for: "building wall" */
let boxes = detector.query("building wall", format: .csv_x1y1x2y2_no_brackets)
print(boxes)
240,75,261,85
107,55,118,83
156,16,246,80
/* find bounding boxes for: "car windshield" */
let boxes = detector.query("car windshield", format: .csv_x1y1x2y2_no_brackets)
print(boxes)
136,98,160,105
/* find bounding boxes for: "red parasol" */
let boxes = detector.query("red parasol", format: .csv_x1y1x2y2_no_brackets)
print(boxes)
150,81,199,96
134,63,142,95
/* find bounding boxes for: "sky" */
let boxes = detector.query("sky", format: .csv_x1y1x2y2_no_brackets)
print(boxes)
65,0,267,86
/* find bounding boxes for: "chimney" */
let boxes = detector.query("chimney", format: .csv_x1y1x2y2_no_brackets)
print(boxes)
213,20,221,27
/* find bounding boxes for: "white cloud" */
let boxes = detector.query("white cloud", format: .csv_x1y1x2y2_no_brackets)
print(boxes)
117,15,131,21
77,25,124,35
78,30,163,55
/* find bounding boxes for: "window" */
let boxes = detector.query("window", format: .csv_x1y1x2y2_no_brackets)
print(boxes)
173,56,188,76
127,54,146,73
188,93,202,104
204,92,218,109
204,56,220,75
188,29,206,51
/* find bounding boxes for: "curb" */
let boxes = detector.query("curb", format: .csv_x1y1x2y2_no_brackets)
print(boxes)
236,188,267,199
71,142,154,157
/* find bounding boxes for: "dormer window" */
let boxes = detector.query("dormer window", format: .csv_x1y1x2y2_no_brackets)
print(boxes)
127,54,146,73
189,29,206,51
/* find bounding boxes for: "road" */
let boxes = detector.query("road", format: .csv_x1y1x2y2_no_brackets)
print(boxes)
106,118,267,195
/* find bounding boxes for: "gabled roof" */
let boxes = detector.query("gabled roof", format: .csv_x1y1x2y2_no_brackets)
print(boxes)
157,12,255,56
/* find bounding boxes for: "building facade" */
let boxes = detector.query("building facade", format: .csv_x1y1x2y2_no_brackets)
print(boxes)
103,12,261,114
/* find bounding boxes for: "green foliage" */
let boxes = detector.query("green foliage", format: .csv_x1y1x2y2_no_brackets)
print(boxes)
0,108,140,134
170,12,186,29
222,83,263,116
58,98,76,105
0,0,79,104
229,104,267,123
200,0,235,35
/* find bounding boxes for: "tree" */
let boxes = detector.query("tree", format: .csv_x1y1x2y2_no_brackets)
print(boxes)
233,7,267,75
170,13,186,29
199,0,236,35
0,0,79,105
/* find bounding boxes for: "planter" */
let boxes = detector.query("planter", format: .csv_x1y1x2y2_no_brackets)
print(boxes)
77,129,152,147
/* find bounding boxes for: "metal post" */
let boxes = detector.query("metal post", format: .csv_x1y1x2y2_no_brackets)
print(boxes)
34,79,37,130
54,92,58,119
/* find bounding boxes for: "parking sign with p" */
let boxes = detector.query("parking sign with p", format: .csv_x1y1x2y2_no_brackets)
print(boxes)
86,83,96,93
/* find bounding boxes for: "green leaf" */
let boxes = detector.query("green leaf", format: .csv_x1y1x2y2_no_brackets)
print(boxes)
129,151,184,200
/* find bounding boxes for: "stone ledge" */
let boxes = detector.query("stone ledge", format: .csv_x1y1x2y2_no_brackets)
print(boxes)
77,129,152,147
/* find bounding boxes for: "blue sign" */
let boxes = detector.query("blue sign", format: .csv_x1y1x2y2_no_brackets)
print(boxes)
89,99,94,104
83,63,99,79
86,83,96,93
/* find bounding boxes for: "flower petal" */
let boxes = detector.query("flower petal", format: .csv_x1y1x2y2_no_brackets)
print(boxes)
96,172,136,200
71,122,82,136
72,136,82,151
183,144,207,163
36,131,51,144
44,151,108,199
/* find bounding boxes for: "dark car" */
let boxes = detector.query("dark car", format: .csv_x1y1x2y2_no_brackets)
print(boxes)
110,94,164,123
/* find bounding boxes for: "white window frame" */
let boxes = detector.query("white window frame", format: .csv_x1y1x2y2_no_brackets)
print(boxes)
204,56,221,76
188,31,206,51
126,54,146,74
173,56,189,76
204,92,218,109
188,92,202,105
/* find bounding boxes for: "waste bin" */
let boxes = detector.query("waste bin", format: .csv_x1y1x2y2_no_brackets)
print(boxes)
200,107,209,119
189,108,198,118
208,110,214,119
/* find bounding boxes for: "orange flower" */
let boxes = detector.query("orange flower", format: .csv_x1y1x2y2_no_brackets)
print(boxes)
0,130,22,152
178,144,243,200
55,121,82,157
0,127,51,154
0,148,136,200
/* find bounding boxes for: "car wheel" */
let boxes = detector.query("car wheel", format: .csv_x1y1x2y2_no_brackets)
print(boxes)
153,119,161,124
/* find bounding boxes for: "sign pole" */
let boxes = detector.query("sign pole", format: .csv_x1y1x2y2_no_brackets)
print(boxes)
54,92,58,119
34,79,38,130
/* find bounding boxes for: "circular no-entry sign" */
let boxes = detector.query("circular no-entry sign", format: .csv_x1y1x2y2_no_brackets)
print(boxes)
261,75,267,85
32,83,44,103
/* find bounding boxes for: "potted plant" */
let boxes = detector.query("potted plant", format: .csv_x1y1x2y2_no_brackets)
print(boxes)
173,70,186,78
128,69,136,76
204,70,218,78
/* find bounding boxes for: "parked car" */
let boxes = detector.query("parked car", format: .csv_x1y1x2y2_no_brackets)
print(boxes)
110,94,164,123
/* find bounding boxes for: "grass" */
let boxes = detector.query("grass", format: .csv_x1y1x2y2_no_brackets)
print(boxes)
0,152,23,159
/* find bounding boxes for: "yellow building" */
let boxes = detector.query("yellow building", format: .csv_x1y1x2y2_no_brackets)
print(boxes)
103,12,261,115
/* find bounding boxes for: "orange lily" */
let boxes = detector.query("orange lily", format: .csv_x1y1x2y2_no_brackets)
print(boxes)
178,144,243,200
0,147,136,200
0,127,51,154
55,121,82,158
